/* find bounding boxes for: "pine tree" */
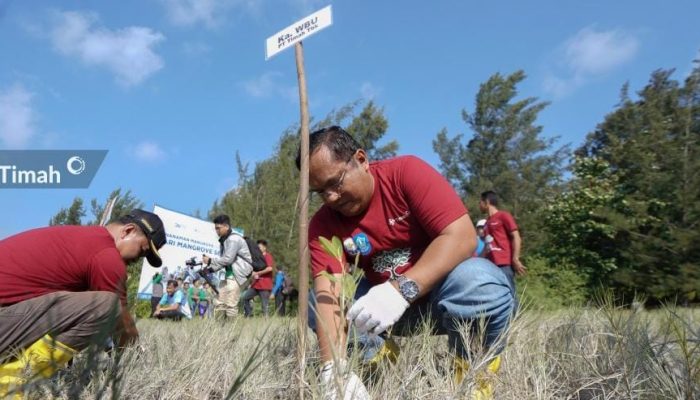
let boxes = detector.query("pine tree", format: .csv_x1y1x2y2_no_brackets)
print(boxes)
433,70,568,245
576,65,700,303
49,197,85,225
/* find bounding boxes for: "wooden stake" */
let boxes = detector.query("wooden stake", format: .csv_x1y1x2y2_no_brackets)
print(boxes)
294,40,310,400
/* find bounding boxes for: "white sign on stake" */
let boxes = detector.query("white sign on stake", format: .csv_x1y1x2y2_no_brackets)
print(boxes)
265,5,333,60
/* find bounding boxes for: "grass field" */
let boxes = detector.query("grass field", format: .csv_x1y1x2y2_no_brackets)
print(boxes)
16,302,700,400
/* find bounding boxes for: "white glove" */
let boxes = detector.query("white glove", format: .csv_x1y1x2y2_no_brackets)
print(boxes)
347,281,409,335
319,360,371,400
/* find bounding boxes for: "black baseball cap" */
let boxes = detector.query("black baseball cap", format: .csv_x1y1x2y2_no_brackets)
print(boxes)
123,209,166,267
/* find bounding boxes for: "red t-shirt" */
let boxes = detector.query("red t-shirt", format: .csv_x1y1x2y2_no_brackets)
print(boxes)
251,252,274,291
309,156,468,285
484,210,519,266
0,226,128,307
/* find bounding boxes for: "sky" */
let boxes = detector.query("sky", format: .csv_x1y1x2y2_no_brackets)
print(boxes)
0,0,698,239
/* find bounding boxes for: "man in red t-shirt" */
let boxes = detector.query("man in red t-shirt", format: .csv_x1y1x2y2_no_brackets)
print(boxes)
298,126,514,399
0,209,166,391
479,190,526,296
242,239,275,317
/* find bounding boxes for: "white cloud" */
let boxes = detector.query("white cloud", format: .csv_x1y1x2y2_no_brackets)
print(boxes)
242,72,280,97
565,28,639,75
0,84,36,149
241,72,298,102
544,26,639,98
159,0,261,29
360,82,382,100
131,141,166,163
50,10,165,87
542,75,583,99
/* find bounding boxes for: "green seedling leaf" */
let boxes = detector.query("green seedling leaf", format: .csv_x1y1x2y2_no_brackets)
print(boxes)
318,236,343,261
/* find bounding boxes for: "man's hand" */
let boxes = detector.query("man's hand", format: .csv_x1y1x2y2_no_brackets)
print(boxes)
319,360,371,400
512,258,527,275
116,307,139,348
347,281,408,336
252,271,260,280
202,254,211,266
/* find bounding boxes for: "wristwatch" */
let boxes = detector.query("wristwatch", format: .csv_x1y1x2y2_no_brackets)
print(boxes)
395,275,420,303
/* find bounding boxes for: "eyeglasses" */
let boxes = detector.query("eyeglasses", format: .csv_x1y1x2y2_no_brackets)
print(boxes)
312,158,353,200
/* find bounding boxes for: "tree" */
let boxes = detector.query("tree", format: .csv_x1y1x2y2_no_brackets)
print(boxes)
345,101,397,160
539,157,624,289
88,188,144,225
49,197,86,225
433,70,569,246
573,64,700,303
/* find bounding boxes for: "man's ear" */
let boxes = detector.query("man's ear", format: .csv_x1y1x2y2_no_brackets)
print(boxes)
121,223,137,239
355,149,369,167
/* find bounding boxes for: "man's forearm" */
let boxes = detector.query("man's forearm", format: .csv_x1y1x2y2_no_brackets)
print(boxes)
511,232,522,262
403,214,475,298
314,275,346,363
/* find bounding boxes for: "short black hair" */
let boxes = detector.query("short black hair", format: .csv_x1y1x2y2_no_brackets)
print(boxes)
167,279,178,288
257,239,268,246
213,214,230,225
480,190,499,206
295,126,360,170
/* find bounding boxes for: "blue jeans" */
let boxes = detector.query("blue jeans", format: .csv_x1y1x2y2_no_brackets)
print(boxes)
309,257,515,360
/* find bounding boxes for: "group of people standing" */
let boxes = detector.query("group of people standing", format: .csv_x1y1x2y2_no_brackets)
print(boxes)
149,221,298,322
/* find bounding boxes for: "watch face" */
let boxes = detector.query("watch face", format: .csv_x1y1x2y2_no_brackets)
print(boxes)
400,278,419,301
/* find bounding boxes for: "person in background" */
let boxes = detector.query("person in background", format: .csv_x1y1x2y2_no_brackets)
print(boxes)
185,281,197,317
203,282,215,318
196,280,208,318
154,280,192,321
271,267,287,316
475,219,487,257
479,190,526,300
202,215,253,319
242,240,275,317
151,272,164,317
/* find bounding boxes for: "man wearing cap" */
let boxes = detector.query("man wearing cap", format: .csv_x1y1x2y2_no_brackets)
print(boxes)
0,209,166,393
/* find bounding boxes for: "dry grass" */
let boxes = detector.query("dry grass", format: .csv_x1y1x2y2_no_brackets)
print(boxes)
17,303,700,400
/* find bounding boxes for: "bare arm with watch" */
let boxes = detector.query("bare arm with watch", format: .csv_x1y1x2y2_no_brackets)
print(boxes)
346,214,476,335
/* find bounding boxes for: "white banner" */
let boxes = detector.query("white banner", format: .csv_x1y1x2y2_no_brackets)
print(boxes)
265,5,333,60
137,205,221,299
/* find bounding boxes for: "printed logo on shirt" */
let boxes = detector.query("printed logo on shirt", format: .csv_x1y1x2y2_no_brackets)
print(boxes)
372,248,411,279
388,210,411,227
343,237,359,256
353,232,372,256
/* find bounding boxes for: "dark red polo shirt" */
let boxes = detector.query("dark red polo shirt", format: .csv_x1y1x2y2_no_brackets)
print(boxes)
0,226,127,307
